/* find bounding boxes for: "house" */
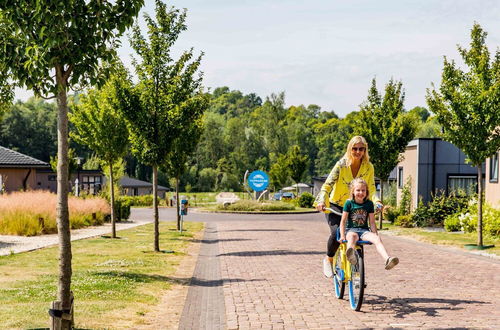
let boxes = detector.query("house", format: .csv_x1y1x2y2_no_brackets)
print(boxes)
396,138,479,210
0,145,50,192
485,150,499,206
35,168,104,195
120,176,169,199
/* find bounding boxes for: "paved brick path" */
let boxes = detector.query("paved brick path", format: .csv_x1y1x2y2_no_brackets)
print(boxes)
182,216,500,329
179,223,226,330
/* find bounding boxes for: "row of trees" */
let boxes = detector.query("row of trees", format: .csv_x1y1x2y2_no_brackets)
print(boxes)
0,83,438,192
0,1,208,328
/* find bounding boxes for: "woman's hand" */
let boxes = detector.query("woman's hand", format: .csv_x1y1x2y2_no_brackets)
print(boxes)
339,235,346,243
316,203,325,211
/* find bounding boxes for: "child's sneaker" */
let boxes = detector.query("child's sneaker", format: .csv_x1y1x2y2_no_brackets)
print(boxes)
322,257,333,278
346,247,357,265
385,257,399,270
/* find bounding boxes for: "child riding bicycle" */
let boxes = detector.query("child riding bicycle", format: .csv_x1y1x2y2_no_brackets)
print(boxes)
340,178,399,270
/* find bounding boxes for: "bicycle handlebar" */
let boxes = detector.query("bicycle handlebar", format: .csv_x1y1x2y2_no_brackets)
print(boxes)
323,207,343,216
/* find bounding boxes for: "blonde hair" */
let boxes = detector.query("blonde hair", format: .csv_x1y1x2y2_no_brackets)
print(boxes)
349,178,370,202
343,135,370,166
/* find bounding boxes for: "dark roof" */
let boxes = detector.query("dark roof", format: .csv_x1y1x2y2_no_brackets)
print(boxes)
0,146,49,168
119,176,169,191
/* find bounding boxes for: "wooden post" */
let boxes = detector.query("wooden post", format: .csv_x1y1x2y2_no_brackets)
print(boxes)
50,291,74,330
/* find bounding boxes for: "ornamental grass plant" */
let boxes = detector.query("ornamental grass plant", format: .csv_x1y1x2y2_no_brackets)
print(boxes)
0,191,110,236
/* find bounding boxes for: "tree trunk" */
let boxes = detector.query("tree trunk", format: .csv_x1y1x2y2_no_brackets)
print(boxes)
153,166,160,252
55,66,72,329
379,179,385,230
109,160,116,239
176,176,180,231
477,165,483,247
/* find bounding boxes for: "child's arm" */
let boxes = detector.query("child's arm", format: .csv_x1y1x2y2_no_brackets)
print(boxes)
339,211,348,242
368,212,378,235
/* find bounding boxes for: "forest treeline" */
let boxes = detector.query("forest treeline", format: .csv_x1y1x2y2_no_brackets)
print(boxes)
0,85,441,192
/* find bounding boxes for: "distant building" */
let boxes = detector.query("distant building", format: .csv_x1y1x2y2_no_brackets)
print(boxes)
485,150,499,206
396,138,480,210
120,176,169,199
0,145,50,192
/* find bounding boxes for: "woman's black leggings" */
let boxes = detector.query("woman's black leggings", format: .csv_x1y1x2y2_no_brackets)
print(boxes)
325,204,342,257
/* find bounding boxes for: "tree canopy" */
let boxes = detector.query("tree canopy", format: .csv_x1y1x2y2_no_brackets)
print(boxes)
0,1,143,324
427,23,500,247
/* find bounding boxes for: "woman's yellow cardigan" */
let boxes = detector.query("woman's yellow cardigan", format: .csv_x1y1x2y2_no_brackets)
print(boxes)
315,158,379,208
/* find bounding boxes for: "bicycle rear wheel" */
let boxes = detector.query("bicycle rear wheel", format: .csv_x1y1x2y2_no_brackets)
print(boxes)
333,250,345,299
348,248,365,311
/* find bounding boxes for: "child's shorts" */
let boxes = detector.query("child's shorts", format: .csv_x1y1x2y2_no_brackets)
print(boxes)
346,227,370,239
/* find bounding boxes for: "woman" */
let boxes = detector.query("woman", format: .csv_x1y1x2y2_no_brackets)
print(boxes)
314,135,382,277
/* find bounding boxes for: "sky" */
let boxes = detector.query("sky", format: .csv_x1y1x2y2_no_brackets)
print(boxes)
14,0,500,117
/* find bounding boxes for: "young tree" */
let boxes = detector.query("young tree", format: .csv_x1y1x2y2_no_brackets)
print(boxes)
116,1,205,251
287,145,308,196
0,3,142,325
70,70,129,239
427,23,500,247
164,111,207,230
356,78,418,229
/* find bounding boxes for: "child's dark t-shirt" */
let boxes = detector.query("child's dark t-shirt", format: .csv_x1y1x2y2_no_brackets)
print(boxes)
343,199,374,229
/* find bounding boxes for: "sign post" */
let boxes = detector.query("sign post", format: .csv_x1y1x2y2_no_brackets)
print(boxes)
247,170,269,199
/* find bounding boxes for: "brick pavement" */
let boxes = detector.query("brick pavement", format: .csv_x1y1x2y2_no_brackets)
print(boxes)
182,217,500,329
179,223,226,330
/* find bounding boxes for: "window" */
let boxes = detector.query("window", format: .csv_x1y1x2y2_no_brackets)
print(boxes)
48,175,56,181
490,152,499,183
448,175,477,195
397,167,404,188
81,175,103,195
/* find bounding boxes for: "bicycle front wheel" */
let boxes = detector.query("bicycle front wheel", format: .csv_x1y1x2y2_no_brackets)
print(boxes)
348,248,365,311
333,249,345,299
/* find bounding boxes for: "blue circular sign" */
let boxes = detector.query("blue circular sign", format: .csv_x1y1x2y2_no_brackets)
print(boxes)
248,170,269,192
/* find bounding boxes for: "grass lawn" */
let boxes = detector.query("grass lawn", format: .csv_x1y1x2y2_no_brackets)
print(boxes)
382,223,500,256
201,206,316,213
168,192,251,207
0,221,203,329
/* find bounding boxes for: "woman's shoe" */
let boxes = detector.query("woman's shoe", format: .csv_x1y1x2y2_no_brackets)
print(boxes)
323,257,333,278
346,247,357,265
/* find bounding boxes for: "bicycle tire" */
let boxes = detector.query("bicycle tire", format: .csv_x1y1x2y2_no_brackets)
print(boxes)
348,247,365,311
333,250,345,299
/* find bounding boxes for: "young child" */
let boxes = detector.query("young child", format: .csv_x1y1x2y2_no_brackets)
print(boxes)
339,178,399,270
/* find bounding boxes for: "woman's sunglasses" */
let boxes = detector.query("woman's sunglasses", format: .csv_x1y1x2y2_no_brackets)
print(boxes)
352,147,365,152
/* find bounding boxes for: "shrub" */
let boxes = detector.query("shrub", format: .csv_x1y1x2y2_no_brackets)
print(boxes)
411,190,470,228
298,192,314,208
384,206,400,224
114,198,131,221
399,177,412,215
119,194,166,207
444,213,462,232
215,200,295,212
411,199,432,227
447,199,500,237
424,190,469,226
394,215,414,228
